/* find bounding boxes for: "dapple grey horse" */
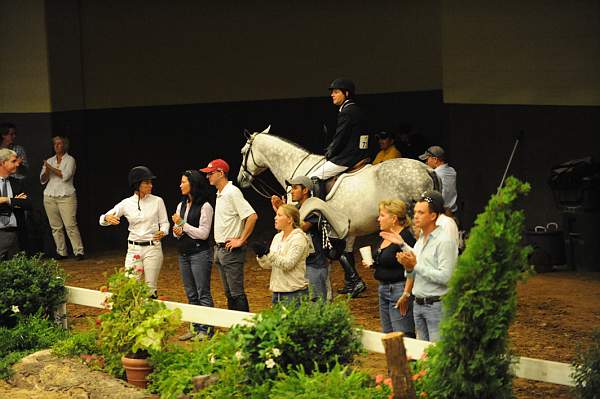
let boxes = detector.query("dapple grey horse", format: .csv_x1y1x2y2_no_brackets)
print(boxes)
237,128,439,252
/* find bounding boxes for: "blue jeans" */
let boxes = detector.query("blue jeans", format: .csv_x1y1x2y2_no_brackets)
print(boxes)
413,301,443,342
378,281,415,335
179,249,213,333
306,265,329,301
272,288,309,305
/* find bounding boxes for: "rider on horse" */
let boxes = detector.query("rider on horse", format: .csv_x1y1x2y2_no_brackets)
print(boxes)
309,78,370,200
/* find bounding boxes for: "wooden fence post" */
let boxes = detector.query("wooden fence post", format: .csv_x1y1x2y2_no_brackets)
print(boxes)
382,332,416,399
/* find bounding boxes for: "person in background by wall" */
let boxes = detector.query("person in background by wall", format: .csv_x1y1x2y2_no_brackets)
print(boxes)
99,166,169,297
369,199,416,337
396,124,429,160
372,131,402,165
40,136,85,260
201,159,257,312
0,148,31,260
271,176,331,301
254,204,310,305
419,146,458,218
172,170,215,340
0,123,28,180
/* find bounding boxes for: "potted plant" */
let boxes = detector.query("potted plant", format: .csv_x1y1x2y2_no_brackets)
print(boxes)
97,269,181,388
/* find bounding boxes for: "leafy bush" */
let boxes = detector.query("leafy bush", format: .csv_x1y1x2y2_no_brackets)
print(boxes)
52,329,101,357
572,329,600,399
421,177,532,398
0,312,68,379
0,253,66,327
230,299,363,384
268,363,391,399
98,270,181,377
149,299,363,399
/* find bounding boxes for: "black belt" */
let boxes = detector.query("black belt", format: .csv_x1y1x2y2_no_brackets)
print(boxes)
0,227,17,233
216,242,227,248
415,296,441,305
128,240,154,246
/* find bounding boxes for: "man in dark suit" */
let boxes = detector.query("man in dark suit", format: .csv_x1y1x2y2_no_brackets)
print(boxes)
0,148,31,260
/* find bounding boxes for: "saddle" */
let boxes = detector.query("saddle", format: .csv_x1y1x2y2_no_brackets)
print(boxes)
319,158,371,200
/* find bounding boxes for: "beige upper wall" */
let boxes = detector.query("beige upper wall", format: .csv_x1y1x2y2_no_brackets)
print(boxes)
443,0,600,106
0,0,51,113
79,0,442,109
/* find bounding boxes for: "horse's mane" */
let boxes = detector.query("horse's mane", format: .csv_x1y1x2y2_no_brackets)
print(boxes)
256,133,312,154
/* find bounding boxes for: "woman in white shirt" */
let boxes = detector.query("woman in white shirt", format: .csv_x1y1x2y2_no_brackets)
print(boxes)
99,166,169,297
172,170,214,340
40,136,84,260
255,204,310,305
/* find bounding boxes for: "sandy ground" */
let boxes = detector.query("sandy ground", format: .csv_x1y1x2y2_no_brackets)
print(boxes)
57,248,600,399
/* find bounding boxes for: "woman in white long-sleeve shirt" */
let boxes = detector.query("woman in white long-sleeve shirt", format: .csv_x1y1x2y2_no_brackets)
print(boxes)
99,166,169,296
40,136,85,260
172,170,214,340
255,204,310,305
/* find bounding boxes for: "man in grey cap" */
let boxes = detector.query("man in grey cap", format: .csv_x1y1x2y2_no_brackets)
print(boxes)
271,176,331,301
419,146,458,217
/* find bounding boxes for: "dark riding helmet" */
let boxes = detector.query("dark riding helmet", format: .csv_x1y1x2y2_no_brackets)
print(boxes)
328,78,355,97
128,166,156,189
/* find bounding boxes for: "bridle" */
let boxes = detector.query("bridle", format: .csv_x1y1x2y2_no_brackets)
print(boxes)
241,132,283,199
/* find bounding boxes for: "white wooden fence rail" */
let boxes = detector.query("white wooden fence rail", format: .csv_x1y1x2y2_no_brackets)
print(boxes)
65,286,575,387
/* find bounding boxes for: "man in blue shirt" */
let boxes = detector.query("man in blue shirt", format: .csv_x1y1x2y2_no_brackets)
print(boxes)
397,190,458,341
419,146,458,217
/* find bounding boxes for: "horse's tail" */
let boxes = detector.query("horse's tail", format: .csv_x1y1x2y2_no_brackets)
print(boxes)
428,169,442,192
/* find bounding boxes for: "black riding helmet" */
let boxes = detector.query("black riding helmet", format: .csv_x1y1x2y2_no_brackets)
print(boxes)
128,166,156,190
328,78,356,98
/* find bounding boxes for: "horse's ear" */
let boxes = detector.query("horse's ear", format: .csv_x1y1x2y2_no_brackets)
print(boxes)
261,125,271,134
243,129,251,139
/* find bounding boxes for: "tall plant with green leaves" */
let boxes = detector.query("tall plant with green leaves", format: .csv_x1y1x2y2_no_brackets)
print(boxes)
421,177,532,398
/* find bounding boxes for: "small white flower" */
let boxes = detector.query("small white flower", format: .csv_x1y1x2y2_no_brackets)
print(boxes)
235,351,243,361
208,354,216,364
11,305,20,313
265,358,276,369
272,348,281,357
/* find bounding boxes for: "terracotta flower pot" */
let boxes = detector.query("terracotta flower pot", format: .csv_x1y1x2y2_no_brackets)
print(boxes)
121,355,153,388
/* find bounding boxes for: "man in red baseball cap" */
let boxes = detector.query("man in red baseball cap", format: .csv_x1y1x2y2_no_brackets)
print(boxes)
200,158,257,312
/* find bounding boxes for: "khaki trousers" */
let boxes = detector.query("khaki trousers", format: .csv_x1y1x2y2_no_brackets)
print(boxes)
43,194,84,256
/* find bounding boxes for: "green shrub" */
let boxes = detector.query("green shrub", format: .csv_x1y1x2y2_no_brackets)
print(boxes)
422,177,532,398
572,329,600,399
0,312,68,379
52,329,101,357
230,299,363,384
268,363,391,399
0,253,67,327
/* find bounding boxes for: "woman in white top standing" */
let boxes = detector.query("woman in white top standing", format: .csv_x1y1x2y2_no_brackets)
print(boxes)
254,204,310,305
40,136,85,260
99,166,169,297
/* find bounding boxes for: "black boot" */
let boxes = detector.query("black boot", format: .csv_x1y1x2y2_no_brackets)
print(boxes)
230,294,250,312
225,294,235,310
337,252,366,298
310,177,326,200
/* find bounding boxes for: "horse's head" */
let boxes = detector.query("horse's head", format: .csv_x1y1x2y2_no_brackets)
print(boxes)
237,126,271,188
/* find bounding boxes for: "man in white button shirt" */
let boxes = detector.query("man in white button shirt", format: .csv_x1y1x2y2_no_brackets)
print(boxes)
201,159,257,312
419,146,458,218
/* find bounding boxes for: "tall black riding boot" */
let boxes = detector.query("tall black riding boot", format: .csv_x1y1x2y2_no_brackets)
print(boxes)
337,252,366,298
310,177,326,200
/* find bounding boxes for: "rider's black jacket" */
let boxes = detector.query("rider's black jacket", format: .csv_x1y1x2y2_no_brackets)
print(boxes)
325,100,369,168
